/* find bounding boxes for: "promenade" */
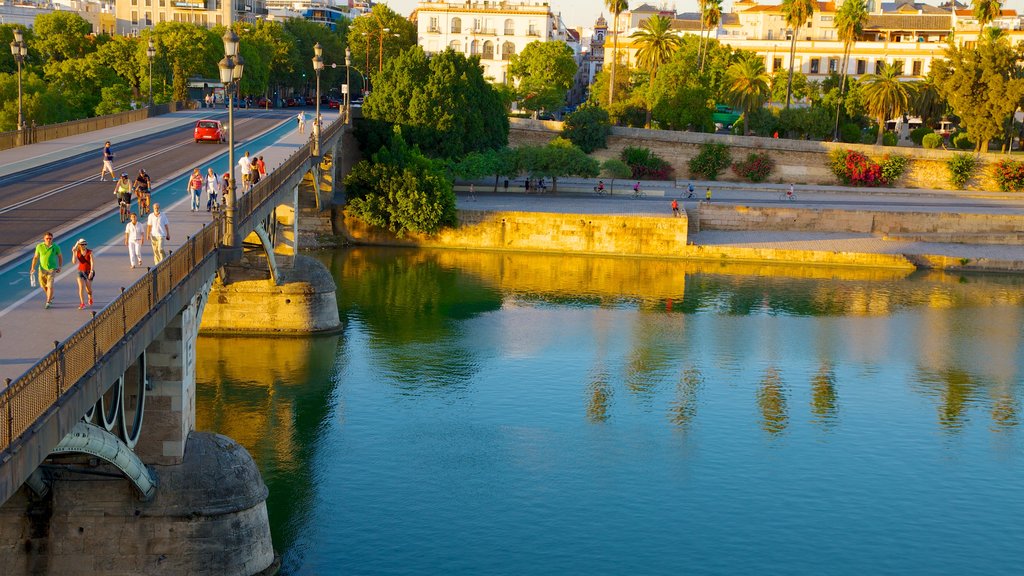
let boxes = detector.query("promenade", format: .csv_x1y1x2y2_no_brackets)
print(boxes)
0,111,328,383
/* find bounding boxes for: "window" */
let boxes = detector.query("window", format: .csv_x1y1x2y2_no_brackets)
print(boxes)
773,57,783,72
504,19,514,35
856,59,866,74
893,59,904,75
131,10,138,24
912,60,922,76
159,12,165,22
160,0,164,5
809,58,820,74
829,58,839,73
131,0,137,5
483,41,494,60
145,0,150,5
428,17,439,33
451,17,461,34
528,21,538,36
450,40,462,52
144,11,151,25
502,41,515,60
470,40,479,55
875,59,885,74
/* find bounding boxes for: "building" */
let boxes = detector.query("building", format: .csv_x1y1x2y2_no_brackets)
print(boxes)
414,0,570,84
112,0,266,35
263,0,370,31
0,1,55,27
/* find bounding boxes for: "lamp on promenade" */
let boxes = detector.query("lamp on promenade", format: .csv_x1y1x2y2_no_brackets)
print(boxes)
361,31,371,93
218,27,245,249
345,48,351,120
146,38,156,107
10,28,27,144
312,42,324,157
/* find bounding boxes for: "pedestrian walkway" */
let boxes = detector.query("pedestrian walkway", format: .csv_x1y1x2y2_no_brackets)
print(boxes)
0,112,336,383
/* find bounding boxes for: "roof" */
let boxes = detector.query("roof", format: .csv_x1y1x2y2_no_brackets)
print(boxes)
735,2,835,13
864,14,955,30
566,28,580,41
954,9,1017,17
632,3,661,12
671,18,703,31
881,1,950,14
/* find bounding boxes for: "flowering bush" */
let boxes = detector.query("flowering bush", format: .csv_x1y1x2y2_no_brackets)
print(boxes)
828,149,909,186
688,143,732,180
732,152,775,182
993,159,1024,192
947,153,980,189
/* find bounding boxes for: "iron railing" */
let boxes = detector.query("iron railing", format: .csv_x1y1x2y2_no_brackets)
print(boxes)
0,102,190,151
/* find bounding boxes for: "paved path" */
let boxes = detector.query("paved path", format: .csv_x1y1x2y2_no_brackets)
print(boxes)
0,111,335,384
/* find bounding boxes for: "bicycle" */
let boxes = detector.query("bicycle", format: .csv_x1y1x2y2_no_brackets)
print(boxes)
593,184,609,195
118,194,132,223
632,186,646,199
135,187,151,215
779,190,796,201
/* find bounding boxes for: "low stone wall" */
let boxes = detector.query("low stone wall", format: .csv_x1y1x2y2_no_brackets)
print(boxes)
509,118,1016,192
339,209,690,258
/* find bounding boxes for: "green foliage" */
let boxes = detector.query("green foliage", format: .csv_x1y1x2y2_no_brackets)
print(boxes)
509,41,577,113
932,32,1024,151
778,106,834,140
620,146,675,179
770,69,810,103
829,149,885,186
33,12,94,62
280,19,345,92
239,19,300,93
651,85,714,132
953,131,974,150
732,152,775,182
922,132,944,149
947,153,980,189
725,56,770,134
345,128,457,236
517,137,600,186
601,158,632,179
362,47,508,158
95,84,133,116
346,4,417,81
688,142,732,180
992,158,1024,192
153,22,220,102
879,154,910,184
840,123,862,143
561,105,611,153
745,107,780,137
882,131,898,146
910,126,933,146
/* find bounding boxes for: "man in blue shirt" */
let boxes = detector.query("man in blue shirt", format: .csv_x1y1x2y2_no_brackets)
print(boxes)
100,141,115,181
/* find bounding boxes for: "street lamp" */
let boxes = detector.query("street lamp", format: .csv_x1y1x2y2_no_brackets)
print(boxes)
378,27,390,73
361,31,371,93
345,48,351,120
218,26,244,249
10,28,27,142
312,42,324,157
146,38,156,106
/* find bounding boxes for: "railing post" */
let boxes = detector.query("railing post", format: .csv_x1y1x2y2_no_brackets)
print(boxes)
54,340,62,396
92,310,98,363
5,378,12,444
120,287,127,336
150,268,156,305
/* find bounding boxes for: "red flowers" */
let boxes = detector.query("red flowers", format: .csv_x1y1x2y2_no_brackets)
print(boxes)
993,159,1024,192
828,149,908,187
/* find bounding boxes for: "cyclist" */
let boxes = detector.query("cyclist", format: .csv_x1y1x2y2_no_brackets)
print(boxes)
114,173,132,222
686,182,695,198
786,183,795,200
634,181,641,194
595,180,605,194
133,169,152,215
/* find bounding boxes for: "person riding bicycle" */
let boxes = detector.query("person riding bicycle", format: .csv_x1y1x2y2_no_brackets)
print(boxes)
786,183,794,200
686,182,695,198
114,173,132,210
133,169,152,213
596,180,605,193
634,181,641,194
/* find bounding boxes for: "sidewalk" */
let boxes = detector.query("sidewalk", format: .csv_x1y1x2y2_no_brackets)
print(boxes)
0,112,335,383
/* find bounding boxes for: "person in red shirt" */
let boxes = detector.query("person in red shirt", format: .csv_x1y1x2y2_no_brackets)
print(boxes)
72,238,95,309
257,156,267,179
671,198,680,217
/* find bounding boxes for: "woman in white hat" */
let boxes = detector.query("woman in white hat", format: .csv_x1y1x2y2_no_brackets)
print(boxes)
72,238,95,309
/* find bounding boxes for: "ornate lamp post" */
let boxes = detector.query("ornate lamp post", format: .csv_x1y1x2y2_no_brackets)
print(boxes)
312,42,324,157
361,31,371,93
217,27,244,248
345,48,351,120
10,29,27,142
378,27,390,73
146,38,156,106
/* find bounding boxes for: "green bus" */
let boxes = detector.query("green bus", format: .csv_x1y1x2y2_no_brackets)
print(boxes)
712,104,741,128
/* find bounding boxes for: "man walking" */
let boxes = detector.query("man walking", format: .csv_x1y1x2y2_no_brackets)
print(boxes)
297,112,305,134
29,232,62,309
125,212,145,268
100,141,115,181
238,151,253,193
146,203,171,264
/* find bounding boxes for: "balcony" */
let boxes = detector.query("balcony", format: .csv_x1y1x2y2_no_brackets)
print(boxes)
470,27,496,36
427,25,441,33
483,48,494,59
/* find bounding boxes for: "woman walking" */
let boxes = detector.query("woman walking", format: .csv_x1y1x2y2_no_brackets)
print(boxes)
188,168,203,211
72,238,95,309
205,167,219,211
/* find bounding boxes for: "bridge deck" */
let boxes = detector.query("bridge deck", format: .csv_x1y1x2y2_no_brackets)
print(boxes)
0,114,324,386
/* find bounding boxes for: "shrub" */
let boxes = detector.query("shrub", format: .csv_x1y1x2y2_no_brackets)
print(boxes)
953,131,974,150
840,123,861,144
861,129,878,145
620,146,675,180
746,107,780,137
947,153,980,189
922,133,943,149
732,152,775,182
561,105,611,153
910,126,934,146
688,142,732,180
879,154,910,185
882,131,898,146
992,159,1024,192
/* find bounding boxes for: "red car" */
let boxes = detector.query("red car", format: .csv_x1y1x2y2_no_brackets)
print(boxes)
256,97,271,108
327,98,340,109
194,119,224,143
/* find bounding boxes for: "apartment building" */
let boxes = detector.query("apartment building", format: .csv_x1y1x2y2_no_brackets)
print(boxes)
414,0,570,84
112,0,265,35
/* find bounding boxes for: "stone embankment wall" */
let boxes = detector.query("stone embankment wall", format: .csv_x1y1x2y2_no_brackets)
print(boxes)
509,119,1013,192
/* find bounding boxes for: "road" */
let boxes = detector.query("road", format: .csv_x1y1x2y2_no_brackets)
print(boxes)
0,109,295,259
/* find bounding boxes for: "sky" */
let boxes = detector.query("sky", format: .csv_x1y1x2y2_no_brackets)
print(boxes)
380,0,1024,30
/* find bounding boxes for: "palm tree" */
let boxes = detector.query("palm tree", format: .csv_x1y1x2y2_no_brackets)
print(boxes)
697,0,708,65
605,0,629,107
781,0,815,109
631,14,683,127
726,57,770,135
973,0,1003,29
833,0,868,137
861,62,915,145
700,0,724,73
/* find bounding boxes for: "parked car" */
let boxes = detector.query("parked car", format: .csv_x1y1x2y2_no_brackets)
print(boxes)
256,96,271,108
193,119,224,143
326,98,340,109
712,104,741,128
284,97,297,107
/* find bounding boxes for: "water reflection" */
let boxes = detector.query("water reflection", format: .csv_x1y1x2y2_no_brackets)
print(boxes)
195,334,343,561
810,363,838,428
669,367,703,430
757,366,789,435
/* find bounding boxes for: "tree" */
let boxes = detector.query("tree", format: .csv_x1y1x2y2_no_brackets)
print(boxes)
95,36,143,99
153,22,220,102
281,19,345,95
932,34,1024,151
33,12,94,62
362,47,508,158
346,4,417,85
517,137,600,193
588,60,646,126
700,0,723,73
561,105,611,152
652,85,714,131
0,25,34,75
630,14,683,127
605,0,629,107
508,41,577,114
726,57,770,135
345,127,456,236
861,62,914,145
834,0,868,136
782,0,815,108
973,0,1003,28
601,158,632,194
239,20,300,96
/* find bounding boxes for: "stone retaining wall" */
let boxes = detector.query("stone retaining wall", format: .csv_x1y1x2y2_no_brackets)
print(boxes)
509,118,1016,192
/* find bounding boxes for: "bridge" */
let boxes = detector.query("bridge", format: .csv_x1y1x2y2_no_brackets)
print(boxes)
0,109,349,574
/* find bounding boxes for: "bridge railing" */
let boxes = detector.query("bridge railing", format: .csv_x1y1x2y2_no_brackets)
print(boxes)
1,223,220,450
0,102,192,151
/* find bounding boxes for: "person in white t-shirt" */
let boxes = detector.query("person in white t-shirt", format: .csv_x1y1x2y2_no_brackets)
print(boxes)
124,212,145,268
146,203,171,264
238,151,253,193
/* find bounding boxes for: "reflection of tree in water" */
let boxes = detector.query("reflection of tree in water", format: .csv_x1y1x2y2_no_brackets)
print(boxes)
912,367,1015,432
586,368,613,424
810,363,838,428
623,313,677,398
195,334,343,565
326,247,503,390
669,367,703,430
757,367,788,435
990,392,1020,430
